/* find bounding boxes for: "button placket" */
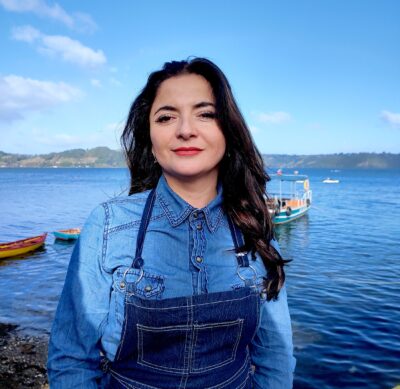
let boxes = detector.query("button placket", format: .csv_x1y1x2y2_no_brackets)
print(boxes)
189,211,207,295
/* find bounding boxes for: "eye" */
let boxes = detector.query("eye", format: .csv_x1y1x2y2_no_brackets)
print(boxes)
199,111,217,119
155,114,173,123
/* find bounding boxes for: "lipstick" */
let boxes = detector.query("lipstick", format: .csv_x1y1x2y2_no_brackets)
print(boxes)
173,147,202,156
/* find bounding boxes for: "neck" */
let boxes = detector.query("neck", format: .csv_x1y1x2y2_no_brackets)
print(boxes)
163,173,218,208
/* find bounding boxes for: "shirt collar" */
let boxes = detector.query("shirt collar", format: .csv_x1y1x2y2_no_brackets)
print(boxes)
156,175,224,232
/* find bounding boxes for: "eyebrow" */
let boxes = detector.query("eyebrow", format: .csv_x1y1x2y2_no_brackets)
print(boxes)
153,101,215,116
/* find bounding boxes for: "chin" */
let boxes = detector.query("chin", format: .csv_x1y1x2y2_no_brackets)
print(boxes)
166,168,217,181
175,171,205,179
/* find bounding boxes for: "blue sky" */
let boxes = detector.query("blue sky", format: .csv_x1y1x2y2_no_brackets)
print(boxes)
0,0,399,155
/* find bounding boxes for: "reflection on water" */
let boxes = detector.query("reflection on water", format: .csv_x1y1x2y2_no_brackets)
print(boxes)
0,168,400,388
278,170,400,388
0,246,47,267
274,213,310,253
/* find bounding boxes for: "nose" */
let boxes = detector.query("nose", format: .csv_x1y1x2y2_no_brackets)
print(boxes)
176,115,197,140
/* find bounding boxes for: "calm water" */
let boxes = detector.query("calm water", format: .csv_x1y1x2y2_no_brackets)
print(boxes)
0,168,399,388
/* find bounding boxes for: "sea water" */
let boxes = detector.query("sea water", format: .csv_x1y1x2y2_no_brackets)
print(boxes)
0,168,399,388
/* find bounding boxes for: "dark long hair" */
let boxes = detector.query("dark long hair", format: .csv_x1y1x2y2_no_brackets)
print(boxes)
121,57,288,300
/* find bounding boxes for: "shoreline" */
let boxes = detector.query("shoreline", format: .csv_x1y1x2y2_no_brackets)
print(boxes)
0,323,48,388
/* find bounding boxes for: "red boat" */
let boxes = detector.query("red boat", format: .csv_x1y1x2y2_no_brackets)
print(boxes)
0,233,47,259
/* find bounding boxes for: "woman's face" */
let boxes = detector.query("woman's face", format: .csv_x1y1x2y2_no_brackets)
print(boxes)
149,73,226,187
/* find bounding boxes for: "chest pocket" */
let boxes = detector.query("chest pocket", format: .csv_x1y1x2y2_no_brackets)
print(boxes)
114,267,165,299
137,318,244,374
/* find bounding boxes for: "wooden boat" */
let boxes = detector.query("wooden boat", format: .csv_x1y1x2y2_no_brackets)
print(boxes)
267,173,312,225
53,228,81,240
0,233,47,259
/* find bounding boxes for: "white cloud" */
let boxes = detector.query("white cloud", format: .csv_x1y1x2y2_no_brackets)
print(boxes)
106,121,125,133
11,24,40,42
0,75,82,121
381,110,400,128
90,79,102,88
34,132,83,146
12,25,107,68
1,124,121,153
31,127,120,151
109,77,122,87
249,125,260,134
0,0,96,33
41,35,106,67
72,12,97,33
255,111,292,124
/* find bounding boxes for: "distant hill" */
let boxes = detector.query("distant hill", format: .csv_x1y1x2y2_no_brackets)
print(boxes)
262,152,400,169
0,147,125,168
0,147,399,168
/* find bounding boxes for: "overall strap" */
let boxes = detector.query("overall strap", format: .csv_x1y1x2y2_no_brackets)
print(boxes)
131,188,250,269
131,189,156,269
227,216,250,267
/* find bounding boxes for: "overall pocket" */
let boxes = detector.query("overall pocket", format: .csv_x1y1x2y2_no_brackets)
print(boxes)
137,323,189,373
113,267,165,330
114,267,165,299
136,319,244,374
191,319,244,372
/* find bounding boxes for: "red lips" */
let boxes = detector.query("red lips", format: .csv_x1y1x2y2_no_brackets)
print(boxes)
173,147,203,156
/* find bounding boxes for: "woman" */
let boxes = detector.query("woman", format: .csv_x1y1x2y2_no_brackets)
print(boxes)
48,58,295,388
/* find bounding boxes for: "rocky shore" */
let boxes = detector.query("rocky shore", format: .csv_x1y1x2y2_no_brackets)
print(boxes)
0,323,48,389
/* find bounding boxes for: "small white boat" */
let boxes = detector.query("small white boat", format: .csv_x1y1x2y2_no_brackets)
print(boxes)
323,178,340,184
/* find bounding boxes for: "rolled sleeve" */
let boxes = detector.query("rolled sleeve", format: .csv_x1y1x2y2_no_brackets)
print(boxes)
47,205,111,388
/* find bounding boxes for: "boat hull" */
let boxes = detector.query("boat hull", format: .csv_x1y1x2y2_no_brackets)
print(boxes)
0,233,47,259
53,228,80,240
272,205,310,225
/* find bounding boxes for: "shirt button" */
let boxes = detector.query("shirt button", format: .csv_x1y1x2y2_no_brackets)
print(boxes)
195,256,203,263
144,285,152,292
193,211,198,218
196,223,203,230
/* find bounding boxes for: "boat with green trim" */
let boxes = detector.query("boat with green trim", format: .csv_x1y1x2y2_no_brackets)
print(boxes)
267,173,312,225
53,228,81,240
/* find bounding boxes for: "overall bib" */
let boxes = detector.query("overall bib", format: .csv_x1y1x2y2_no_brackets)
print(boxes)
105,189,260,389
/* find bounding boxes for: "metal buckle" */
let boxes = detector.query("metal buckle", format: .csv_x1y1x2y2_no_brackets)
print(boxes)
122,267,144,286
235,252,247,257
236,264,257,281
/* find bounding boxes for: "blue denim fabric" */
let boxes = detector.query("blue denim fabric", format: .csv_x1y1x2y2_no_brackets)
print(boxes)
109,287,259,388
47,175,296,388
106,188,258,388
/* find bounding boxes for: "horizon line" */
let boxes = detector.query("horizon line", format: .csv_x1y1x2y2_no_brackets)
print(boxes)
1,147,399,157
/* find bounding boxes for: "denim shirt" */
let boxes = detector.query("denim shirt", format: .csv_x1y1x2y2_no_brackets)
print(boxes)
47,175,295,388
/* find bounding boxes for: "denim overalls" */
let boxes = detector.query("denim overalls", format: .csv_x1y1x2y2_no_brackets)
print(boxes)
105,189,260,389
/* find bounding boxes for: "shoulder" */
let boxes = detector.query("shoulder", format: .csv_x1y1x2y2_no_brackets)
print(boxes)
79,191,156,272
89,190,153,231
102,190,151,207
101,191,151,212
